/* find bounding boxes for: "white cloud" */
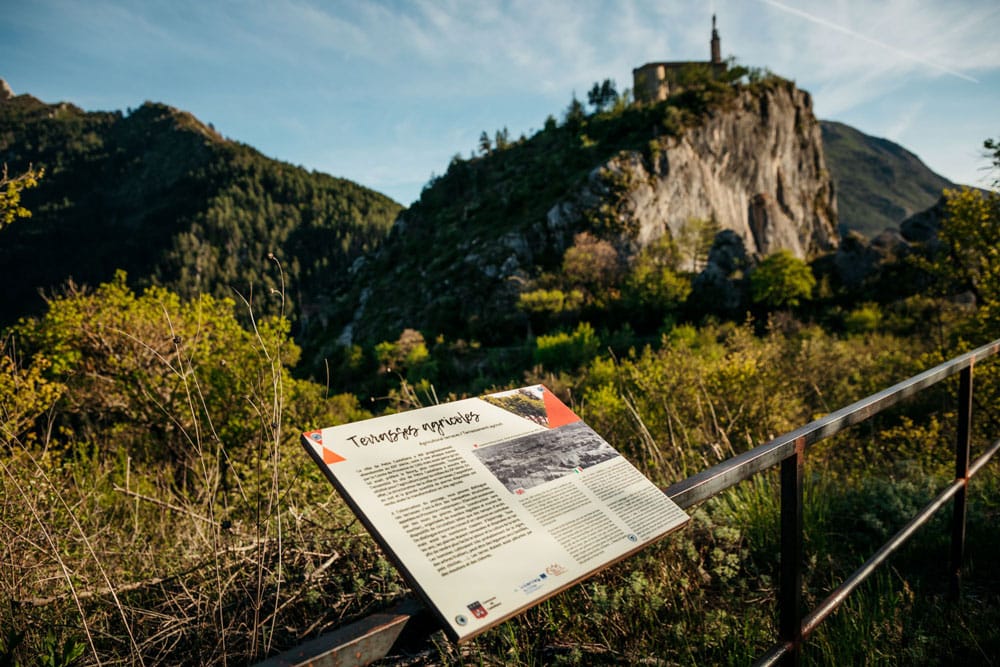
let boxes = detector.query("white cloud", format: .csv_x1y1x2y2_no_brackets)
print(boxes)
738,0,999,115
883,101,924,143
8,0,996,202
241,0,996,200
760,0,977,81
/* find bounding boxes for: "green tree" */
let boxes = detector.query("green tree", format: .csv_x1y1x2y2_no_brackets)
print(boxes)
925,187,1000,330
517,288,584,318
676,217,720,272
478,131,492,155
623,236,691,322
562,232,622,306
984,136,1000,187
375,328,436,382
750,249,816,308
563,94,586,130
534,321,601,371
0,164,43,232
587,79,618,113
494,127,510,151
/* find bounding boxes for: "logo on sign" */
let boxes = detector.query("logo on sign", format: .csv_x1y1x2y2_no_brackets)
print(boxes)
467,601,488,619
545,563,567,577
515,572,549,595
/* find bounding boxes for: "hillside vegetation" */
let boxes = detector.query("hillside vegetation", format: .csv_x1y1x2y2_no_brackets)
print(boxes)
342,67,801,349
2,236,999,663
1,73,998,664
0,94,402,330
821,120,955,238
322,73,956,408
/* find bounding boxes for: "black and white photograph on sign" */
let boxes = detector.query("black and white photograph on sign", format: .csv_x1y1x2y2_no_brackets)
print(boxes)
472,421,620,493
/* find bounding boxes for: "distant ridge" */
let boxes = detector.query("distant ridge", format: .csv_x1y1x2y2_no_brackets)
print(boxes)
821,120,955,238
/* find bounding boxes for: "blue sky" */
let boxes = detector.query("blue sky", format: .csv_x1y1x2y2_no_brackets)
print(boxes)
4,0,999,206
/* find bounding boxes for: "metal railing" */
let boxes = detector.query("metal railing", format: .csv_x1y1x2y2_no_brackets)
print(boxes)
258,338,1000,667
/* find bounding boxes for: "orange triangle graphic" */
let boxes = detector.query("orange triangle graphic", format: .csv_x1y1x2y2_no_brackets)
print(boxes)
542,386,580,428
323,447,346,465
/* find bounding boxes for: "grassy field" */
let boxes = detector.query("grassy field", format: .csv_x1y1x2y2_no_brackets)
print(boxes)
3,279,998,665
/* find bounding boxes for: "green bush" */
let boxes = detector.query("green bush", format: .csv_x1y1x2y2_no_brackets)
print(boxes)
534,322,602,372
8,272,364,470
844,302,883,334
1,272,375,665
750,249,816,309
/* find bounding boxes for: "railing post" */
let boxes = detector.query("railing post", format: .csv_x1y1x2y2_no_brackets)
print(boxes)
779,437,805,666
950,363,973,599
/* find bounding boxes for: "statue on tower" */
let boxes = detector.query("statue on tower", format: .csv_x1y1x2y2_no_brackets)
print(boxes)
711,14,721,64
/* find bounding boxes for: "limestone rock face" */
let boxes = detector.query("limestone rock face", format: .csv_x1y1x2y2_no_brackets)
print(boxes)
549,84,839,260
0,79,13,101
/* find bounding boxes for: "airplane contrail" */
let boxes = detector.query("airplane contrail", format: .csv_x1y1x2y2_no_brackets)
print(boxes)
759,0,979,83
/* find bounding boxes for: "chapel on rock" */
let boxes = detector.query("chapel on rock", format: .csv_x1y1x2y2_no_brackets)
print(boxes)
632,15,727,103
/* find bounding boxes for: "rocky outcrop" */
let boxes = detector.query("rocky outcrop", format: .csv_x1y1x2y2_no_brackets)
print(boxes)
690,230,752,315
548,83,838,261
900,195,947,244
344,80,842,345
0,79,13,101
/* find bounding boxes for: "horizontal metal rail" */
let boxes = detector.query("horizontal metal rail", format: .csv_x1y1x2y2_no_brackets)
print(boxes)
664,338,1000,508
755,436,1000,667
258,338,1000,667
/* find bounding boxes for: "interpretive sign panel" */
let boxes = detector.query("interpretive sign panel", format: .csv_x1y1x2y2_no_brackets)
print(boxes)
301,385,689,642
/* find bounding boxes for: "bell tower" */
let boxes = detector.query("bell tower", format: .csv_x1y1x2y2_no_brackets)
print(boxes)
710,14,721,64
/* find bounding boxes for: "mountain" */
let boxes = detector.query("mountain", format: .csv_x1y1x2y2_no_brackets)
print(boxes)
0,89,402,330
2,79,958,362
341,74,838,347
820,120,955,238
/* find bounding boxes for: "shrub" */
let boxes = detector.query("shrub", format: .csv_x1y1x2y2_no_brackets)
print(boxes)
0,350,65,444
8,272,363,473
844,303,883,334
375,328,437,382
534,322,602,371
750,250,816,308
1,272,374,665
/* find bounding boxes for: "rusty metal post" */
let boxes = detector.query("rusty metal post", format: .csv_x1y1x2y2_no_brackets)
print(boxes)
252,599,426,667
778,438,805,666
950,364,973,599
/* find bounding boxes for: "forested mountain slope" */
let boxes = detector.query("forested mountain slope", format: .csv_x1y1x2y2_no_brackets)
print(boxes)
1,82,960,361
0,92,401,329
821,120,955,238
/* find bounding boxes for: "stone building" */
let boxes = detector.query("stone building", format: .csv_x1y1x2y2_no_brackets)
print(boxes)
633,15,727,103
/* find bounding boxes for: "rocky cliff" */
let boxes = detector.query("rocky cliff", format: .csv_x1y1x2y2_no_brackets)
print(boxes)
549,83,838,261
343,77,839,346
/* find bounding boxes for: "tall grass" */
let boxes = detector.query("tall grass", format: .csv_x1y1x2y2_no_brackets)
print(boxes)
2,284,999,664
0,279,401,665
